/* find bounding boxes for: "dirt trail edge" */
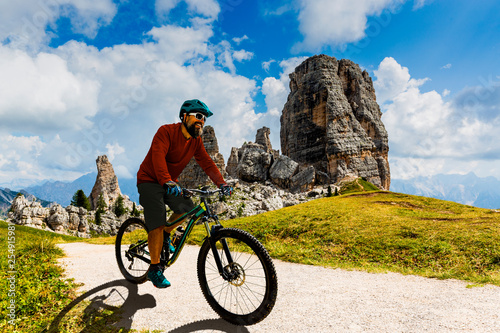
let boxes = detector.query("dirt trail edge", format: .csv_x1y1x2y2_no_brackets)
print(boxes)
56,243,500,332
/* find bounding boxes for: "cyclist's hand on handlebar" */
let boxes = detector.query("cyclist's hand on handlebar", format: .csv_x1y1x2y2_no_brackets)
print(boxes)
163,181,182,196
219,183,233,196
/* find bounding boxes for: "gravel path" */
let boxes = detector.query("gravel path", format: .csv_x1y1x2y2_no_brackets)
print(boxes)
56,242,500,332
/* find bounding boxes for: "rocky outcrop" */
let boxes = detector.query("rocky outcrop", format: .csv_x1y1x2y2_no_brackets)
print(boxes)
178,126,226,188
227,127,315,192
281,54,390,190
197,179,333,220
7,195,49,228
255,127,279,158
7,194,130,237
89,155,133,211
7,195,89,236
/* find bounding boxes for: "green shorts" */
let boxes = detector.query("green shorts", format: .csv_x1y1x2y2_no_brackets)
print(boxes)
137,182,195,232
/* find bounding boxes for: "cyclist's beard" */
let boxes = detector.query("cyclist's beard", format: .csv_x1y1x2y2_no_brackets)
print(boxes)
184,120,204,138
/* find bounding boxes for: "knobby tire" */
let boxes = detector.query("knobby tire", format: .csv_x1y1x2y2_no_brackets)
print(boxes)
115,217,150,283
197,228,278,325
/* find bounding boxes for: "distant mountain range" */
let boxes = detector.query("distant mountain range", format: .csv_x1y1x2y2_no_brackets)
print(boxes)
21,173,139,207
391,172,500,209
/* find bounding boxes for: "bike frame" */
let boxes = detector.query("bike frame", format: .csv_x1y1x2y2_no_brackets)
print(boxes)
132,189,235,277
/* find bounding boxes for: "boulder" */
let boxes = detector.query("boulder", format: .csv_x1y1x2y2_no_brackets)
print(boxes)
236,143,273,182
269,155,299,188
47,204,69,232
290,166,316,193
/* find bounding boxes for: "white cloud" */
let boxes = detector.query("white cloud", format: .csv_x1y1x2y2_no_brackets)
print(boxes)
233,49,254,62
0,0,116,51
155,0,220,21
232,35,249,45
0,46,100,133
441,63,452,70
262,60,276,72
147,24,213,62
105,143,125,162
293,0,403,51
375,57,500,179
413,0,432,10
373,56,428,104
0,134,84,187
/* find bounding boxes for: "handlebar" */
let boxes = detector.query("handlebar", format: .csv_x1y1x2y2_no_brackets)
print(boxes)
182,187,222,198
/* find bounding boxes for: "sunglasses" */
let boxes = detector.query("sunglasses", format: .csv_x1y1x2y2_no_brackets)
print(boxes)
188,112,206,121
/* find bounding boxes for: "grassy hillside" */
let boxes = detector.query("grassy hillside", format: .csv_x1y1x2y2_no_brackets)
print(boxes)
193,191,500,286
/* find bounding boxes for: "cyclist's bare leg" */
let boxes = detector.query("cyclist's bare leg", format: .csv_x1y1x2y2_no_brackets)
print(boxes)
148,226,164,265
163,212,186,233
149,213,187,265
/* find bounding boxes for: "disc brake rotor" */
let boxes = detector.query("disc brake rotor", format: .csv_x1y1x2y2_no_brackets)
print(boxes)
225,262,245,286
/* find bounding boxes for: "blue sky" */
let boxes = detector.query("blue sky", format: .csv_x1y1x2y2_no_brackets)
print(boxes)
0,0,499,188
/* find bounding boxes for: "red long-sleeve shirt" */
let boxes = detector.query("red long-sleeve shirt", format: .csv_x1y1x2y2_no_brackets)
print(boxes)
137,123,225,187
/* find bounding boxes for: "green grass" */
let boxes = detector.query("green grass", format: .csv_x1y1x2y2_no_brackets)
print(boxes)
191,191,500,286
2,190,500,332
0,221,84,332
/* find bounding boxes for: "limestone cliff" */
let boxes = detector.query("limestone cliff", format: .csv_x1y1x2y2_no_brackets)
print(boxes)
281,55,390,189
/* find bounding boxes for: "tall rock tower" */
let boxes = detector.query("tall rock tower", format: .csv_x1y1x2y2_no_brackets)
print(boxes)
89,155,123,210
281,55,390,189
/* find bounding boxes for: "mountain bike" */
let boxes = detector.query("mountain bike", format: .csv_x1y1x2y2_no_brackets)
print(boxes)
115,187,278,326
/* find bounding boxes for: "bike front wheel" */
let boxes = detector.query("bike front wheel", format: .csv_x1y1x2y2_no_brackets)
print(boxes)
115,217,150,283
197,228,278,326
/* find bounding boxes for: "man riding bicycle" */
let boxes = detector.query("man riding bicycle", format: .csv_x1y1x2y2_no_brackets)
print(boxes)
137,99,232,288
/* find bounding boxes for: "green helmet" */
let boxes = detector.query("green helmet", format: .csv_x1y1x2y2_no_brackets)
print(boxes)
179,99,213,120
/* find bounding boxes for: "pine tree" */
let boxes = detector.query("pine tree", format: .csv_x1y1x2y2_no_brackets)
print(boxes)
114,195,127,217
96,193,107,212
327,186,333,197
71,189,91,210
95,193,107,225
95,210,102,225
131,202,140,217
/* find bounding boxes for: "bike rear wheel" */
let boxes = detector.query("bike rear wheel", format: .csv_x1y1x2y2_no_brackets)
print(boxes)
115,218,150,283
197,228,278,326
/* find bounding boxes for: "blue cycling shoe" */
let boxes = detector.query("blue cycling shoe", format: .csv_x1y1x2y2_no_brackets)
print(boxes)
148,268,171,288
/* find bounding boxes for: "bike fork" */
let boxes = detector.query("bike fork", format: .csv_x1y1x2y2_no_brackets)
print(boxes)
207,224,235,278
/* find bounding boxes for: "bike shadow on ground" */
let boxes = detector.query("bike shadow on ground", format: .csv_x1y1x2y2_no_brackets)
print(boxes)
168,318,250,333
44,279,156,332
